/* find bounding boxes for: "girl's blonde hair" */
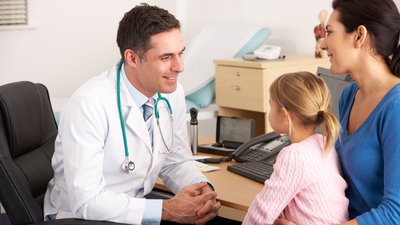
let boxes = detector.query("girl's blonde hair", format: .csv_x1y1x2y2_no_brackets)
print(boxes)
269,71,340,152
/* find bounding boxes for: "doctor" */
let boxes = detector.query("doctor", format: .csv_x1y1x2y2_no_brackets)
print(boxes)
43,3,221,225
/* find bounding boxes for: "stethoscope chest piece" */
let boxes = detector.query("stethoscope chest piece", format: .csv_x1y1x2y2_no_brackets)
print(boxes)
122,157,135,173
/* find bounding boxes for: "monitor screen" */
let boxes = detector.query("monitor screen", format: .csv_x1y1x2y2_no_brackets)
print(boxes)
216,116,255,144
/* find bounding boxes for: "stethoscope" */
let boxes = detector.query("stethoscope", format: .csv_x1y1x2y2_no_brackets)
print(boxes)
116,62,174,173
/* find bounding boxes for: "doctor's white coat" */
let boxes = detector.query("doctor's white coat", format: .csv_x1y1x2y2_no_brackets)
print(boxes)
43,65,208,224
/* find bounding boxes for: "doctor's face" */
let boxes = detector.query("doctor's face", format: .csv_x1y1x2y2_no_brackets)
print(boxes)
135,28,185,97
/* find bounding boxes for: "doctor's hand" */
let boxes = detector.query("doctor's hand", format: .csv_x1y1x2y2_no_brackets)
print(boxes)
194,182,220,225
162,182,218,224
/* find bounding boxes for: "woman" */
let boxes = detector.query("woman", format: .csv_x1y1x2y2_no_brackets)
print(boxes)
275,0,400,224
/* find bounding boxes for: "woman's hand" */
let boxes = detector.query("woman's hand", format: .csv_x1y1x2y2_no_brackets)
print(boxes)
274,218,297,225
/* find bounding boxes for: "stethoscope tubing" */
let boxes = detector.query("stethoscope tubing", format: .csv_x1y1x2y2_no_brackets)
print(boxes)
116,62,130,158
116,62,174,173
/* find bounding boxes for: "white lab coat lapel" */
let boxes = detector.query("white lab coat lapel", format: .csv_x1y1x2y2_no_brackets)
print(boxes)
125,102,153,153
152,117,163,156
110,66,153,153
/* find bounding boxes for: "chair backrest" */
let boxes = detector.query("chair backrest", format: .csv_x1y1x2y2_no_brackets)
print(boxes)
0,81,58,225
316,67,353,118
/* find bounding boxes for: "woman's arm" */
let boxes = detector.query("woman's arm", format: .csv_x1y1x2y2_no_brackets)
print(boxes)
342,219,359,225
274,218,359,225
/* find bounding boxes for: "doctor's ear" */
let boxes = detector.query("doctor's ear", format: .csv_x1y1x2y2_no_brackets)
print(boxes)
124,49,141,68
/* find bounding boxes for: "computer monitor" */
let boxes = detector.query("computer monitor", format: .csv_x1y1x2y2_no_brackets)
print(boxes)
216,116,255,147
196,116,255,156
317,67,353,118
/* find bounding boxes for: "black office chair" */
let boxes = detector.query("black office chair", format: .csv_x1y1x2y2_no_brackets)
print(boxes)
0,81,125,225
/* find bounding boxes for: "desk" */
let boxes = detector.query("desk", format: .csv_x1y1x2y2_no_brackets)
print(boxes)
155,137,264,221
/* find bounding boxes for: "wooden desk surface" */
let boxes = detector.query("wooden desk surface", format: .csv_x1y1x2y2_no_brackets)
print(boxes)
155,137,264,212
198,158,263,211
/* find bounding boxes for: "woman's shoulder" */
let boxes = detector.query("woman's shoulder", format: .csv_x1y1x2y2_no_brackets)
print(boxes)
377,83,400,117
385,83,400,101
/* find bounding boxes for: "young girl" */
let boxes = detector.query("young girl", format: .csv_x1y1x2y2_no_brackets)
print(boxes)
243,72,348,225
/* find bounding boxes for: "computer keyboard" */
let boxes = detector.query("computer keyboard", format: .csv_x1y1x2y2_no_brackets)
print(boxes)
227,161,274,183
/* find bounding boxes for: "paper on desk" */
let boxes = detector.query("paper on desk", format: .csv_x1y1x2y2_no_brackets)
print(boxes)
192,155,210,160
193,160,221,173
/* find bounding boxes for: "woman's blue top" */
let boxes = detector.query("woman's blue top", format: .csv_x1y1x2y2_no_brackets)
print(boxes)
336,82,400,224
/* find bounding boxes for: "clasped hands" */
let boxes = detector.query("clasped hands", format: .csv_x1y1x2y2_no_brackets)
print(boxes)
162,182,221,224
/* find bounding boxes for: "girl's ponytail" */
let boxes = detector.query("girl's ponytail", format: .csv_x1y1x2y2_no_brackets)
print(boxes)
319,111,340,153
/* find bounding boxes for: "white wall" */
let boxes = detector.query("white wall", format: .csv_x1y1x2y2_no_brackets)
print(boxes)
0,0,178,98
182,0,332,54
0,0,339,98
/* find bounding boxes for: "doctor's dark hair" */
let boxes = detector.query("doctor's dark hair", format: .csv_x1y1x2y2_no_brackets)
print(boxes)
116,3,180,60
269,72,340,153
332,0,400,76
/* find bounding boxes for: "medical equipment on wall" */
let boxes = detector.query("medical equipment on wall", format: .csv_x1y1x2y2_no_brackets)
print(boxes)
116,62,174,173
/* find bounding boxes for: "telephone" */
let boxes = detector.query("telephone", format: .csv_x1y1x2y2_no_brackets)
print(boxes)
228,132,291,183
253,44,281,59
232,131,291,163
